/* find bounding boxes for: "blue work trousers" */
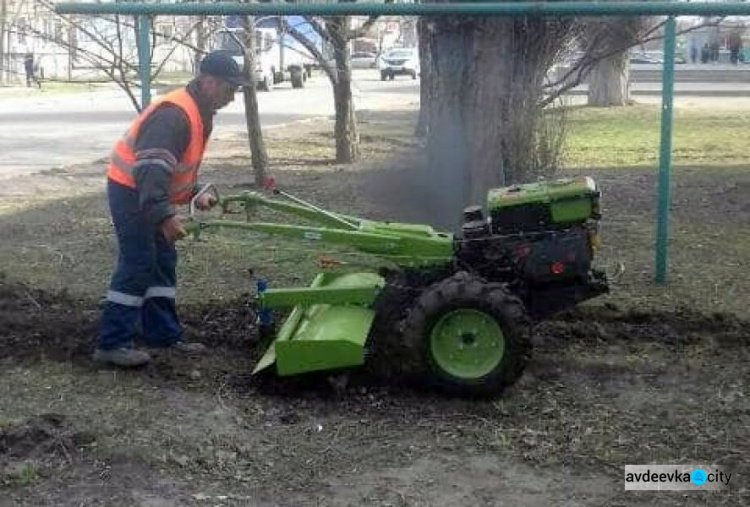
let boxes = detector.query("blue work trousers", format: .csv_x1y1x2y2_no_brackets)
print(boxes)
98,180,182,350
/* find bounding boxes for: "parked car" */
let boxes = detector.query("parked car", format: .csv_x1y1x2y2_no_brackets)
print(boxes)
379,48,420,80
351,52,378,69
630,53,663,65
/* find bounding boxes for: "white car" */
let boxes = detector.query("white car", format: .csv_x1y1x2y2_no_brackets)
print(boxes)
351,52,378,69
379,48,419,80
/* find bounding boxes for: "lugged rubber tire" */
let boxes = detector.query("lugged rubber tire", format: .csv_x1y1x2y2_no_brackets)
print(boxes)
402,272,531,397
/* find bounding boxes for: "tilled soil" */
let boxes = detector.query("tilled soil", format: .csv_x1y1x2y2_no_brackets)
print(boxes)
2,278,747,387
0,283,750,505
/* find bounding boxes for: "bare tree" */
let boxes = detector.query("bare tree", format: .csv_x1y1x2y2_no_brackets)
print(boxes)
282,6,384,163
542,18,724,107
239,14,268,185
585,18,651,106
6,0,202,111
8,1,269,182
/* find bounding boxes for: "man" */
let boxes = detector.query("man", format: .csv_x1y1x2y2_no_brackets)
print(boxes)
729,31,743,65
24,53,41,88
94,51,249,367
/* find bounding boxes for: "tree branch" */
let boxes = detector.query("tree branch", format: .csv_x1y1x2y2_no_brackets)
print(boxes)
151,21,201,80
303,15,333,44
281,17,337,84
347,16,378,40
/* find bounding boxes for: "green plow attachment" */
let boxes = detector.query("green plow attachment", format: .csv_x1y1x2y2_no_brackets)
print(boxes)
253,271,385,376
183,185,451,378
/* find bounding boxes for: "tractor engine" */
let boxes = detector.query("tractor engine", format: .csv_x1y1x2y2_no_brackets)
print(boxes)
456,177,608,319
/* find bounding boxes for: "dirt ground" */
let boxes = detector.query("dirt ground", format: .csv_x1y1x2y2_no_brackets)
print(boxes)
0,111,748,506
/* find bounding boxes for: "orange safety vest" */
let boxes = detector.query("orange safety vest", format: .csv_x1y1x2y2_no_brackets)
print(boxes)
107,88,206,205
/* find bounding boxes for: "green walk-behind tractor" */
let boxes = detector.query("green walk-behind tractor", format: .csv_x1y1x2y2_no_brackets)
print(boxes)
185,176,608,397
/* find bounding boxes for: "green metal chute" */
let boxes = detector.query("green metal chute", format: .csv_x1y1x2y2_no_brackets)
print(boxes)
253,272,384,375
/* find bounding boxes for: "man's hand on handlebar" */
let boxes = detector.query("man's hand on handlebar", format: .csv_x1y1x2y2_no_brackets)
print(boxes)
161,215,187,243
195,193,217,211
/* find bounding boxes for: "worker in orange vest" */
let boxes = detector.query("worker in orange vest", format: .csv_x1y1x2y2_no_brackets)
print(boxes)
95,51,250,367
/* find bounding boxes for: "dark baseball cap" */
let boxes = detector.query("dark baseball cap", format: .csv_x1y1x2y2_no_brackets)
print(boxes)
199,50,251,87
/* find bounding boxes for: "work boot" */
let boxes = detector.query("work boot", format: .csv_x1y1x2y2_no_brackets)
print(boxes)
167,340,207,355
93,347,151,367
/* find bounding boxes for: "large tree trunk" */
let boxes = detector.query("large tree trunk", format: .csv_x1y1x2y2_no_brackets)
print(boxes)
582,17,650,107
242,15,268,185
587,51,630,106
414,17,430,138
283,14,359,163
330,18,359,163
333,76,359,163
425,16,569,228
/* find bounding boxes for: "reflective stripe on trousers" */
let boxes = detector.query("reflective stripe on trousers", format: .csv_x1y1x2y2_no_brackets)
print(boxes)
106,286,177,307
98,180,183,350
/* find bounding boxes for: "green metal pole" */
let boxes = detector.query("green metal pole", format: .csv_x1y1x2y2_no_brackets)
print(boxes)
655,16,676,285
136,15,151,108
55,2,750,17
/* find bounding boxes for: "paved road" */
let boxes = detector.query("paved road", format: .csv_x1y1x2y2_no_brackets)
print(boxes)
3,67,746,179
0,70,419,178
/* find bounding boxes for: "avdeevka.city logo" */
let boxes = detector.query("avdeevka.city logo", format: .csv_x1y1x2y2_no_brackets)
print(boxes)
690,468,707,485
624,465,731,491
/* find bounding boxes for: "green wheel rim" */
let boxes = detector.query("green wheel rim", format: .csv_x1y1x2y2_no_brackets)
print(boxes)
429,308,505,380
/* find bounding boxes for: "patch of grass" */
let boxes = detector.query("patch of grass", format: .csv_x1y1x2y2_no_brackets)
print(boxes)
565,104,750,168
2,461,40,488
593,220,750,315
0,81,111,98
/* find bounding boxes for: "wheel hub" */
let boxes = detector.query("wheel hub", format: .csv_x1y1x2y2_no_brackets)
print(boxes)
460,332,476,346
429,308,505,380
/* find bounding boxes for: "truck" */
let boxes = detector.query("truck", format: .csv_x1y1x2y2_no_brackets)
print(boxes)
215,25,314,91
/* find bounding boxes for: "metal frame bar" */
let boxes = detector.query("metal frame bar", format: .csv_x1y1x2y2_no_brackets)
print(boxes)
135,15,151,107
55,2,750,17
188,219,453,262
185,190,454,263
655,16,676,284
221,191,362,230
